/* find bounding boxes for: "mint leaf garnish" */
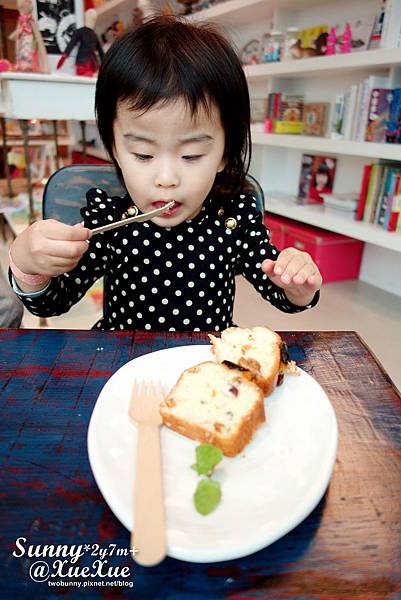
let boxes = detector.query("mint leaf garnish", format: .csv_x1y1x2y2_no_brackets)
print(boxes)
191,443,223,476
194,478,222,515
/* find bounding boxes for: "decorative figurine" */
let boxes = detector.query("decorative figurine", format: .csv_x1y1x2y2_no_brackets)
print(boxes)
325,27,337,55
9,0,49,73
56,8,104,76
289,32,328,59
339,22,352,54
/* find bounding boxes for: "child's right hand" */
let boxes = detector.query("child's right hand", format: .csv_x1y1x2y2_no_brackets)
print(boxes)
10,219,92,280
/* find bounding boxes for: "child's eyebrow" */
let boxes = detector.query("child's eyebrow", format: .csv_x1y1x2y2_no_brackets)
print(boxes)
179,134,214,144
123,133,214,145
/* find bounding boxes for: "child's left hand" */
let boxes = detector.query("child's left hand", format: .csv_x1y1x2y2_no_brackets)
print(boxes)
261,247,322,307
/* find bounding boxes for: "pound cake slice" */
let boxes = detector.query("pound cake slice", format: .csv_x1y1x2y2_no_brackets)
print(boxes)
160,361,265,457
208,326,286,395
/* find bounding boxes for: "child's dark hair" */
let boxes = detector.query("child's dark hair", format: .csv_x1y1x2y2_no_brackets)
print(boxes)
312,161,332,189
95,15,251,195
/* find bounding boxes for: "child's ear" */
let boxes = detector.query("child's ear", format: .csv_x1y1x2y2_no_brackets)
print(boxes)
217,157,226,173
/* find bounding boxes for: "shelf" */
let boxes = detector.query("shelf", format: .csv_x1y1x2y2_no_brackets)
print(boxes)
190,0,332,25
6,136,74,147
189,0,272,26
265,195,401,252
245,48,401,80
74,144,110,161
252,132,401,161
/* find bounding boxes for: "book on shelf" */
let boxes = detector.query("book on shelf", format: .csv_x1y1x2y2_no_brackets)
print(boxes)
380,0,401,48
250,97,268,123
356,164,373,220
329,94,345,138
365,88,393,143
303,103,329,137
354,76,389,142
369,1,387,48
342,85,358,139
320,192,359,220
386,88,401,143
320,192,359,210
265,93,304,134
357,161,401,230
297,154,337,204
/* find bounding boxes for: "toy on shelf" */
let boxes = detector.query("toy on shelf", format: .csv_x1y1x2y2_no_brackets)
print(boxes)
240,39,261,65
9,0,49,73
338,23,352,54
290,32,327,59
325,27,337,55
56,9,104,76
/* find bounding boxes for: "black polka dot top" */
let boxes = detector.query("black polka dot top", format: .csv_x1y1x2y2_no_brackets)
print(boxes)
16,188,319,331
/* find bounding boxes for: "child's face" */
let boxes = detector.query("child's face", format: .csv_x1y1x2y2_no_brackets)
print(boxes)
315,172,328,190
112,98,226,227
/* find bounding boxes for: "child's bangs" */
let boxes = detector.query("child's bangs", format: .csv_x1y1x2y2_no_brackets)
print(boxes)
120,63,215,122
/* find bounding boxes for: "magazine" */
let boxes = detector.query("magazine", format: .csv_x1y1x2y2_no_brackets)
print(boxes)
297,154,337,204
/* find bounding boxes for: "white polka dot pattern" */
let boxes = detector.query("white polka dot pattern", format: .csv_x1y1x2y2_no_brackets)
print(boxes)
16,187,319,329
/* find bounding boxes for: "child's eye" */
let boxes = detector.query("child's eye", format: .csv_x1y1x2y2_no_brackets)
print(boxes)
133,153,153,161
182,155,203,162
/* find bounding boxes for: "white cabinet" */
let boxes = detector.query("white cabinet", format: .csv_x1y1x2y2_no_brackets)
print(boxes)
190,0,401,296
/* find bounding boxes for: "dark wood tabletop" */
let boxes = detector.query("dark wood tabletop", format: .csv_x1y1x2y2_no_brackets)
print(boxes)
0,329,400,599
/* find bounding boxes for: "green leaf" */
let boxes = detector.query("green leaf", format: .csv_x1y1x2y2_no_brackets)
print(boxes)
194,478,222,515
191,443,223,476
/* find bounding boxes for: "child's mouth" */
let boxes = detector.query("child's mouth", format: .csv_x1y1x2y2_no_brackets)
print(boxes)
152,200,181,217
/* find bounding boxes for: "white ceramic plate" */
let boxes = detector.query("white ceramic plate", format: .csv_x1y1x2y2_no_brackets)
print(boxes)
87,344,338,563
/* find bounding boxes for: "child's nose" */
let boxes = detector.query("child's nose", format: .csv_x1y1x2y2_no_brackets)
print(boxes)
155,159,179,188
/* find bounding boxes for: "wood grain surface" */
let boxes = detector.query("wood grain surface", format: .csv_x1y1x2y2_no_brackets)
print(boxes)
0,329,400,599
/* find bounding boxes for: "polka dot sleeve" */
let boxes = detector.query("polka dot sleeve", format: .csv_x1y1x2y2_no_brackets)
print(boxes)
237,196,319,313
12,188,116,318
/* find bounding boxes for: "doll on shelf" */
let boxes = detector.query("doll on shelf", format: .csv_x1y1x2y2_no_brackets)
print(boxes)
9,0,49,73
56,9,104,76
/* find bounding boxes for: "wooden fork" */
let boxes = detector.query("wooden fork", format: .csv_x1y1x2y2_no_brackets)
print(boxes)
128,381,166,566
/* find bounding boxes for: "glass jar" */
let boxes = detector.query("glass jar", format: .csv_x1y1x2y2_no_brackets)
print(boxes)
268,30,283,62
283,26,300,60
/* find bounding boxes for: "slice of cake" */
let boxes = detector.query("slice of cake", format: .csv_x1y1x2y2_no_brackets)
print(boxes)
160,361,265,457
208,326,287,395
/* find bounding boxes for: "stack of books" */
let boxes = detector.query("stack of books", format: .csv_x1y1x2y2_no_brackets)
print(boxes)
356,163,401,231
266,93,304,134
320,193,359,219
332,80,401,143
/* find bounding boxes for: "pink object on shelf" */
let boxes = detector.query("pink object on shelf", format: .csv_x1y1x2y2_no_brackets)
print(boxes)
339,22,352,54
264,118,273,133
265,213,364,282
326,27,337,55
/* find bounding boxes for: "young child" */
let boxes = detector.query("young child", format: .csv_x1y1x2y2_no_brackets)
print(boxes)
9,15,322,332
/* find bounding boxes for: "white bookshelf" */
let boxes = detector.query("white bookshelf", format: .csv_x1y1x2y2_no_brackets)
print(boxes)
192,0,401,296
252,132,401,161
245,48,401,79
266,196,401,253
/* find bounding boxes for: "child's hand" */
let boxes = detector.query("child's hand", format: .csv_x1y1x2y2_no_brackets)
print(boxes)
11,219,92,279
261,247,322,306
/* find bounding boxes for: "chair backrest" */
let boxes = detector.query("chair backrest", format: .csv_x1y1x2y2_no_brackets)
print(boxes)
42,164,126,223
43,163,265,222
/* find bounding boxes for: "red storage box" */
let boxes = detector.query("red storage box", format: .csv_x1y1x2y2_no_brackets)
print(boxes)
264,214,287,248
264,213,364,283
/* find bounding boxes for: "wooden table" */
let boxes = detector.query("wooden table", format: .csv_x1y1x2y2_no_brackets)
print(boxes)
0,329,400,599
